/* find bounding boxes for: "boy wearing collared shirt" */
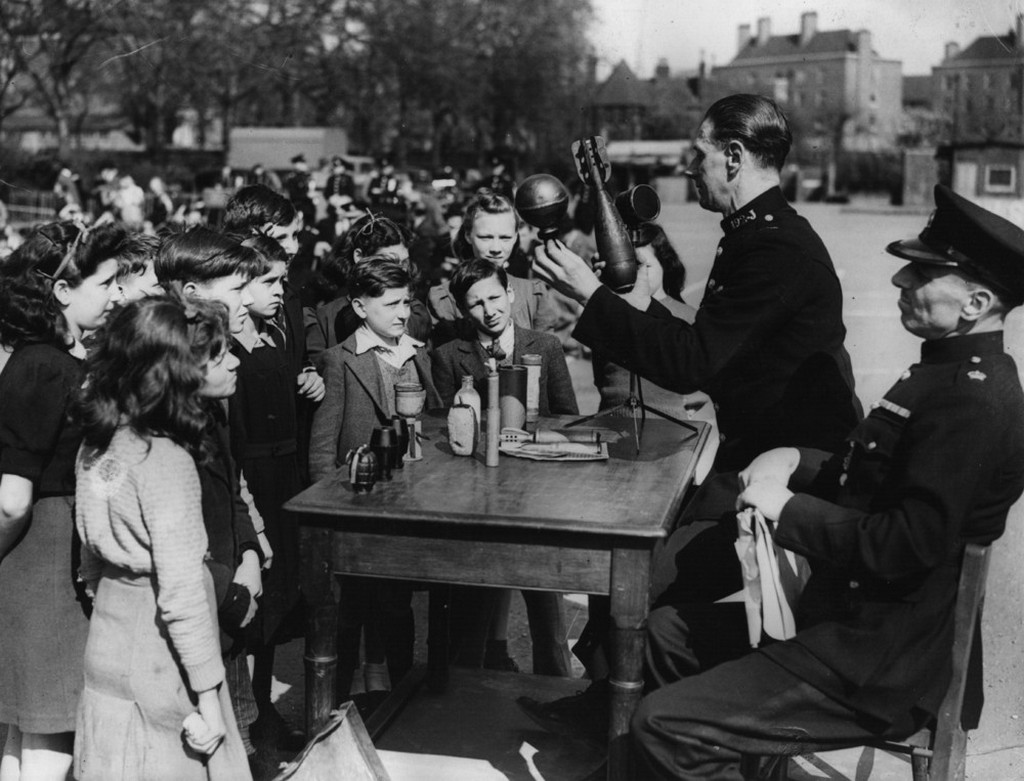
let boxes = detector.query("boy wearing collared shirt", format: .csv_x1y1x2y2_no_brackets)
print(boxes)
431,258,577,677
308,259,441,707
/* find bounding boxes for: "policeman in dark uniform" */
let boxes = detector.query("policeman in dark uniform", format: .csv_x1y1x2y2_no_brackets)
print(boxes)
631,183,1024,779
520,94,862,739
323,156,355,201
284,154,316,228
535,94,860,471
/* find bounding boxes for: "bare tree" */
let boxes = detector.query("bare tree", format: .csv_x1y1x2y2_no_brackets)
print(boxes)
0,0,116,157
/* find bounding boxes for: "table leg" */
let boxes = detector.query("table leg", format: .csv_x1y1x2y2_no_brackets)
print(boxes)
427,584,451,693
300,526,339,736
607,547,651,781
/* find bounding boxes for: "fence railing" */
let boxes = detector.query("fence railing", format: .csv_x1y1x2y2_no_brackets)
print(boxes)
3,188,209,228
4,189,61,225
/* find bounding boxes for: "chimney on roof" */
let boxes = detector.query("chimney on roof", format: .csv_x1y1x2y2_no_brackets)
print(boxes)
757,17,771,47
856,29,871,53
655,58,670,80
1017,13,1024,52
800,12,817,46
944,41,960,61
738,23,751,52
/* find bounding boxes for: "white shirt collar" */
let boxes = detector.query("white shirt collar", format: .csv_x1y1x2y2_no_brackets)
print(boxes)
354,324,423,368
233,316,279,353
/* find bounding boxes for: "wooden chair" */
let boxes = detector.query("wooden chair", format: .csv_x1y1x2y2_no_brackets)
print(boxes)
746,543,991,781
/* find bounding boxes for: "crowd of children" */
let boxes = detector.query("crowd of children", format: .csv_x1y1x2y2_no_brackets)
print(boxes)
0,177,695,779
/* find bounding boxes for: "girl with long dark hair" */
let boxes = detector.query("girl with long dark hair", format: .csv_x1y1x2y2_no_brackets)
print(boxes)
74,296,250,780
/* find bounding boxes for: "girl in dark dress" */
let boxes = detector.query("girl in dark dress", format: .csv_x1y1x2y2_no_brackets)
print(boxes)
0,222,120,781
228,235,303,742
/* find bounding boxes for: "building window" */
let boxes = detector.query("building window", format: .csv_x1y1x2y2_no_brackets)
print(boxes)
773,75,789,103
985,165,1016,193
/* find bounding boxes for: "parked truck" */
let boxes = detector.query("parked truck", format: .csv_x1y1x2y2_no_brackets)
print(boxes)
227,127,350,172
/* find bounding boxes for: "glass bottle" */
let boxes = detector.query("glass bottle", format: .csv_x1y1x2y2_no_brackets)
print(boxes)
453,375,481,436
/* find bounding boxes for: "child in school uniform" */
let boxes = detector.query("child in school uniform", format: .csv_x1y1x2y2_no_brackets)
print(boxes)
226,234,305,749
155,227,267,763
431,258,577,676
426,189,557,348
308,259,441,708
223,184,324,497
431,258,578,416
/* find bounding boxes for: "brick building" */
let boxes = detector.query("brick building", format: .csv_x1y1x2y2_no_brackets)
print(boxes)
709,12,902,157
586,59,704,143
932,15,1024,200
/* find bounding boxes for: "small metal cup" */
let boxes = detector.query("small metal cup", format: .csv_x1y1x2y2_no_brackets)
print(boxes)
369,426,399,480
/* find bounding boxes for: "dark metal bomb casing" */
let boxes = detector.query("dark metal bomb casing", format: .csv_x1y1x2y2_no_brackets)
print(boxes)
571,136,637,293
515,174,569,241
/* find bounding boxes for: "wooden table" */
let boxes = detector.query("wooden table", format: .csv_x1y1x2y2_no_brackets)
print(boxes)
286,414,711,780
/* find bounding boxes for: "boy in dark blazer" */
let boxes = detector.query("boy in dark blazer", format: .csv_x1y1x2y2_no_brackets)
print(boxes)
431,258,577,677
431,259,578,417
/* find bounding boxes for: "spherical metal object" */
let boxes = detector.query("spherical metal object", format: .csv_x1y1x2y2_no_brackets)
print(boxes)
515,174,569,237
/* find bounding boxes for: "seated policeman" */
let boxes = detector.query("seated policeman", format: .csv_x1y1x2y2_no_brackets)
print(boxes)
631,184,1024,778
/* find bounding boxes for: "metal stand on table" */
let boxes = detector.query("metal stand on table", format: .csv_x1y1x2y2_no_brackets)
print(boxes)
566,371,699,454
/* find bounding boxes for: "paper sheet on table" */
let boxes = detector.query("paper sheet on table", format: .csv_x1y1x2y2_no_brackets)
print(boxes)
498,441,609,461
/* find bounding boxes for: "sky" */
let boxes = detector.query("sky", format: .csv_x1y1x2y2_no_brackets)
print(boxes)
589,0,1024,77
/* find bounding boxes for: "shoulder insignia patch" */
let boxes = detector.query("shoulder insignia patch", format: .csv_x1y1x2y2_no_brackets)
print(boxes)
877,399,911,418
967,370,987,382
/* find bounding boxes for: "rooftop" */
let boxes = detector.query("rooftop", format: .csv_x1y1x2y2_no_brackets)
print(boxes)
946,32,1021,63
732,28,873,62
590,60,651,107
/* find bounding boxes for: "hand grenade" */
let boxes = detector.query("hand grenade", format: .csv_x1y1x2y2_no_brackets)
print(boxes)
346,445,378,493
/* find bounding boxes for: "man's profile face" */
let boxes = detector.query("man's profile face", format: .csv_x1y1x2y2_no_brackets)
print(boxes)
685,120,730,214
890,262,974,340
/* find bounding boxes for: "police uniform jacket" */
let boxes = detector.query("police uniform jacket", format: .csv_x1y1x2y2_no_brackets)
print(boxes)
324,172,355,199
764,331,1024,726
574,187,861,470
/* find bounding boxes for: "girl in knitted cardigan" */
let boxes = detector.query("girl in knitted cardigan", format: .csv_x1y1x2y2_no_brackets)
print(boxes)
74,296,250,781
